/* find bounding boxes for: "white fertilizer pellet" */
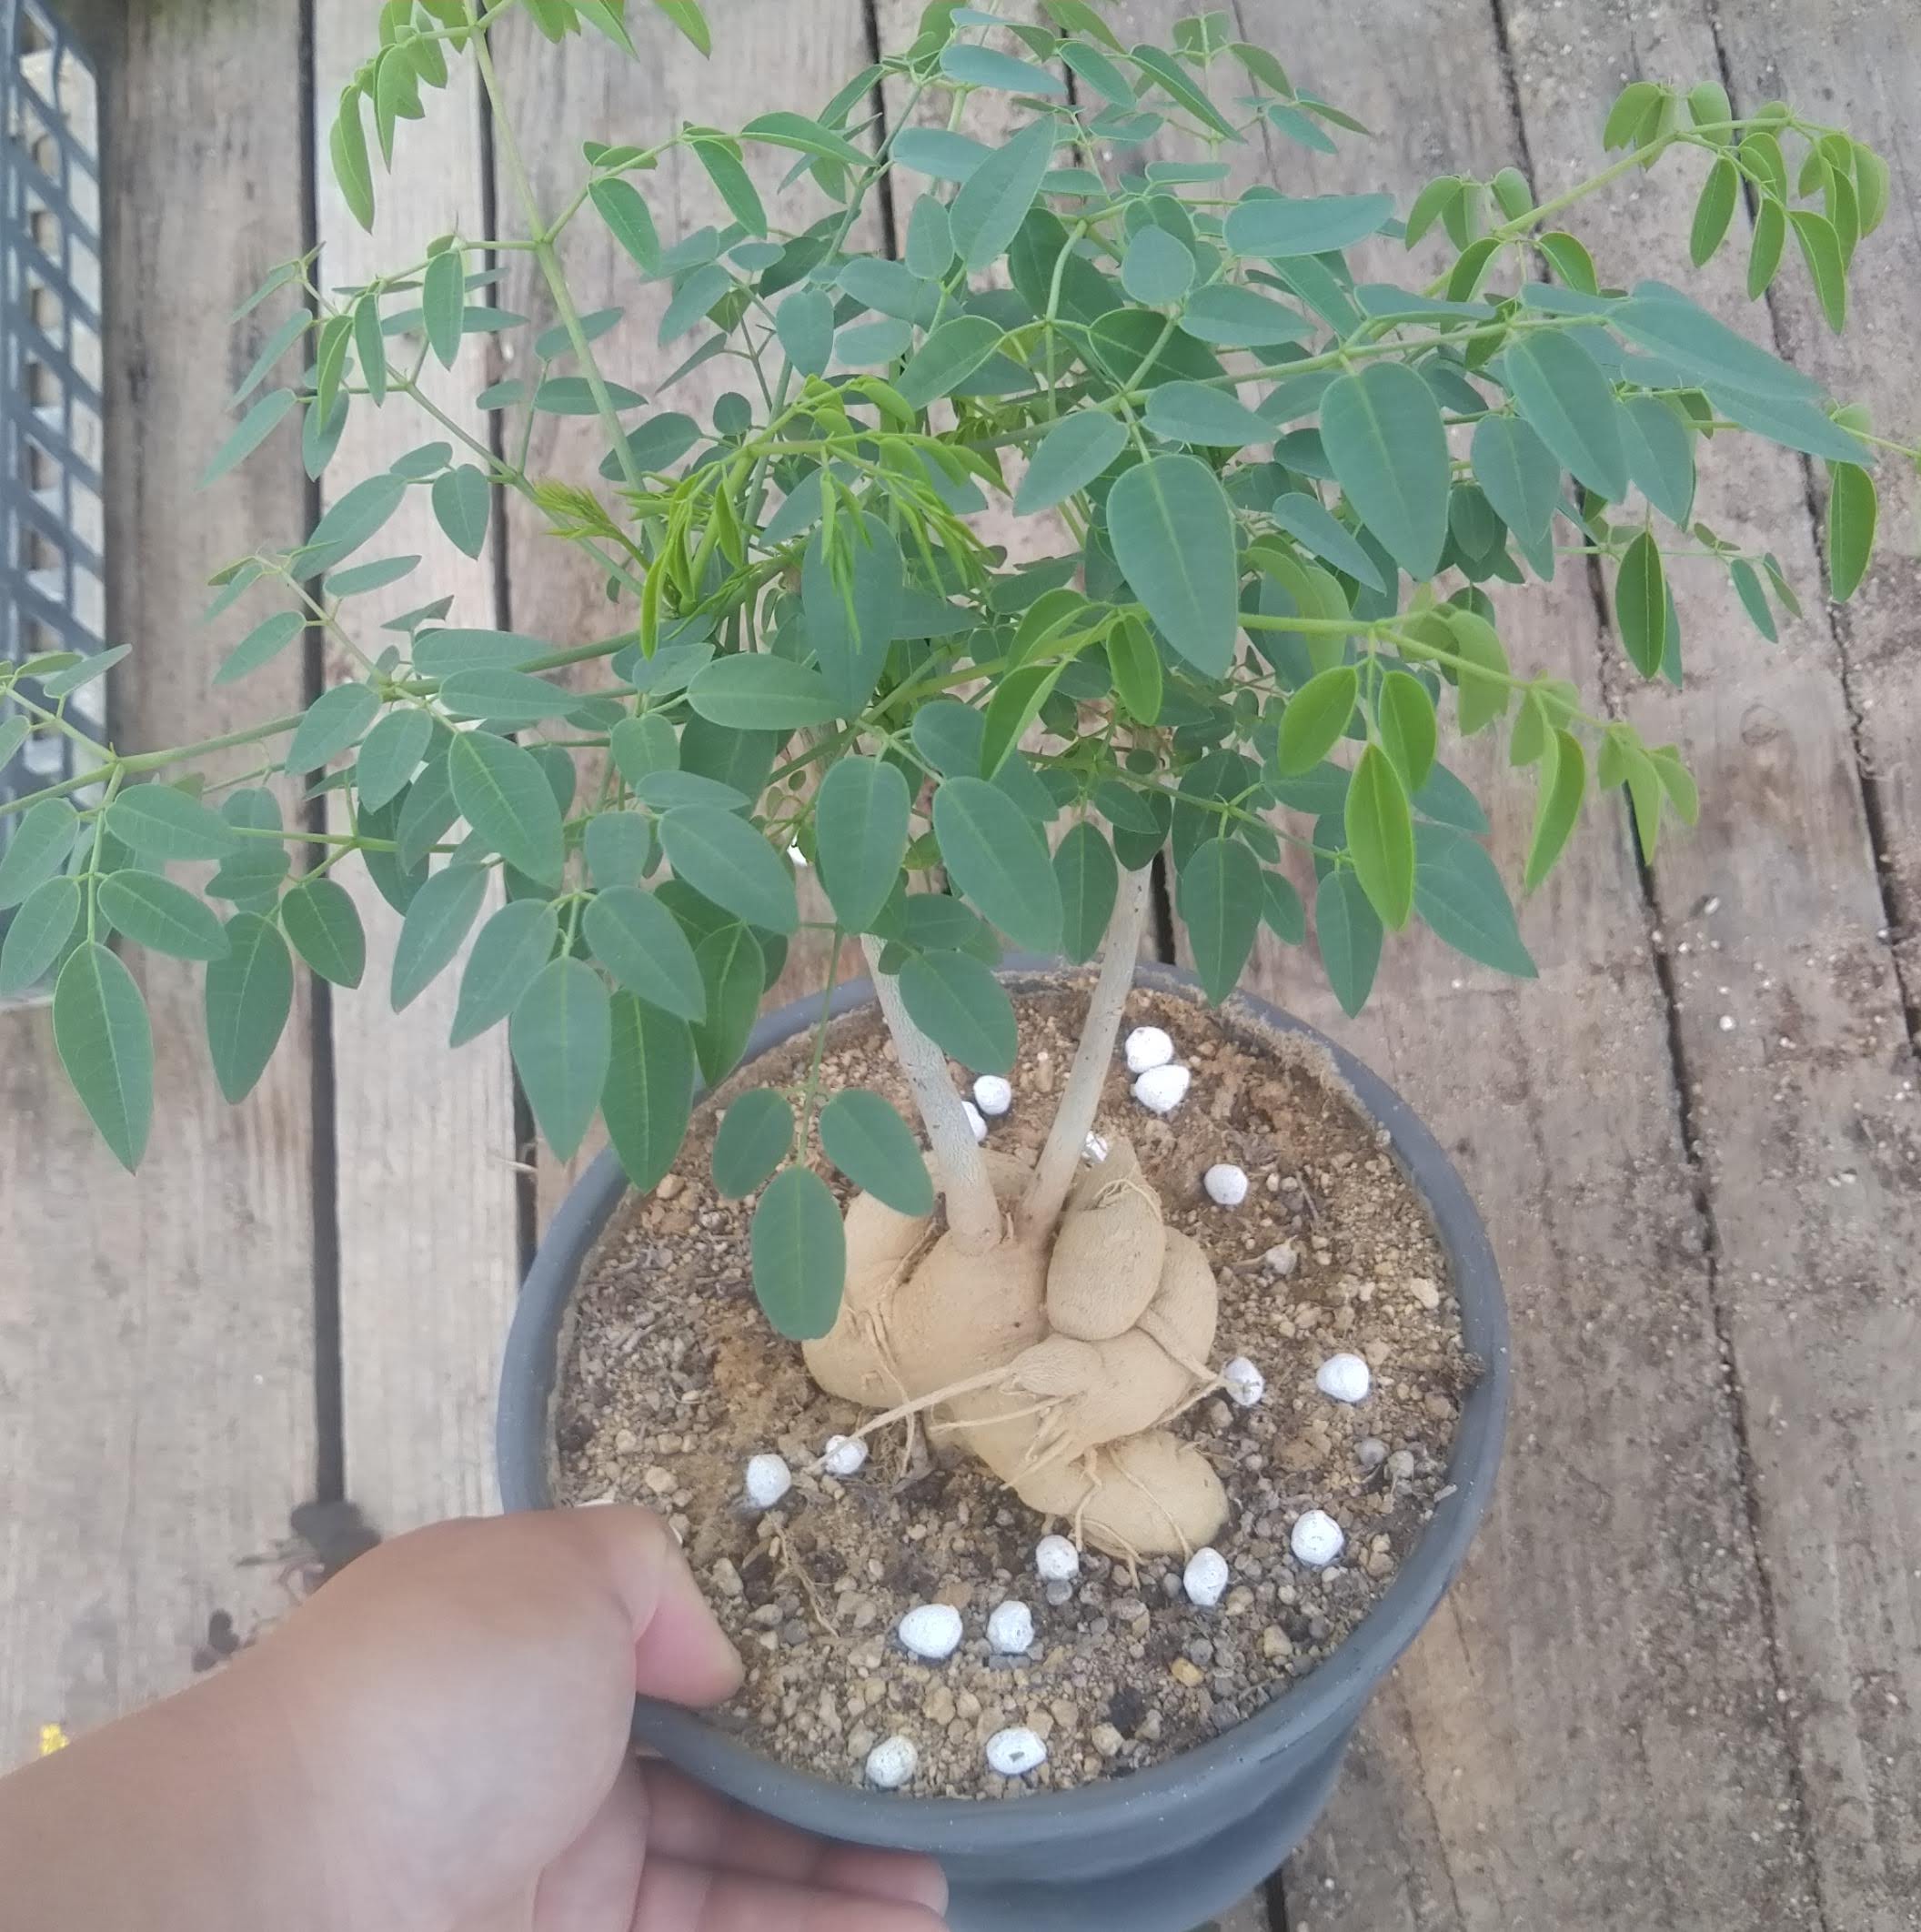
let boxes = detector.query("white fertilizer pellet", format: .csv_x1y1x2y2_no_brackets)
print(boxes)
1315,1352,1373,1404
743,1454,791,1509
1203,1162,1249,1207
1131,1063,1191,1114
1124,1025,1175,1073
1183,1546,1230,1608
986,1600,1035,1654
897,1604,964,1661
1034,1534,1080,1583
820,1434,868,1477
985,1727,1048,1776
1222,1355,1266,1407
864,1736,918,1789
1290,1510,1345,1567
972,1074,1012,1116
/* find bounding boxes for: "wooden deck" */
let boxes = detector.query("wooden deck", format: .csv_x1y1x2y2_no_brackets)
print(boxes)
4,2,1916,1925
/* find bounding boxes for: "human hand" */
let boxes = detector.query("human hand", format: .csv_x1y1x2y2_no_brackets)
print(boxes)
0,1510,947,1932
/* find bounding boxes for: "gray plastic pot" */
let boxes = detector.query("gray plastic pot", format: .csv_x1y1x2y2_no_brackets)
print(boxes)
498,961,1508,1932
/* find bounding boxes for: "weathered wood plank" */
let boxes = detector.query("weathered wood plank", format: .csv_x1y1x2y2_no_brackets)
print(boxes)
1109,0,1822,1921
311,2,520,1531
0,0,315,1767
494,1,879,1219
1501,4,1921,1920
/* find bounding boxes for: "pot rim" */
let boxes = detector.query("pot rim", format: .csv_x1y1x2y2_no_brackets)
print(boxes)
498,958,1509,1853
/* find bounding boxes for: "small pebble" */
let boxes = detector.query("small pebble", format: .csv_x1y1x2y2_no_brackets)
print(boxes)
743,1454,791,1510
864,1735,918,1790
1124,1024,1175,1073
1083,1132,1110,1163
1132,1063,1191,1115
1315,1352,1373,1404
1091,1722,1124,1758
1386,1448,1416,1481
973,1074,1012,1117
1034,1535,1081,1583
1356,1436,1389,1471
1291,1510,1345,1567
1044,1578,1075,1608
1203,1162,1249,1208
1182,1546,1230,1608
821,1434,868,1477
985,1726,1048,1776
962,1100,988,1143
1222,1355,1266,1407
1262,1243,1298,1277
986,1600,1035,1654
897,1604,964,1661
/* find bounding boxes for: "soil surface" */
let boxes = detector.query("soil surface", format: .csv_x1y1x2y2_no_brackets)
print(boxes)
555,981,1476,1798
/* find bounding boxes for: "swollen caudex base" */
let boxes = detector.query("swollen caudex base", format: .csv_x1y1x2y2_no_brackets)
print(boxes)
804,1140,1229,1559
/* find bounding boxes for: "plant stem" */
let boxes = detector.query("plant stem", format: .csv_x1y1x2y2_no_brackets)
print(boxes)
1016,862,1152,1243
859,932,1001,1254
0,713,307,820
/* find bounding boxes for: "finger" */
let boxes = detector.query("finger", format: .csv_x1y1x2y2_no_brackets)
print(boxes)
531,1759,648,1931
630,1855,950,1932
639,1761,948,1915
552,1507,745,1706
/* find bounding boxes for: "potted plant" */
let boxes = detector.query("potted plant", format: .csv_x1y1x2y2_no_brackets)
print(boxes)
0,1,1906,1926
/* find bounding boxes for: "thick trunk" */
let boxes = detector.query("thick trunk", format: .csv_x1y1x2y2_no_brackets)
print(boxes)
1017,862,1153,1243
860,933,1002,1253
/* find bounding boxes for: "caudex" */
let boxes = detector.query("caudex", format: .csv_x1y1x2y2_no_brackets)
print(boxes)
2,1,1910,1559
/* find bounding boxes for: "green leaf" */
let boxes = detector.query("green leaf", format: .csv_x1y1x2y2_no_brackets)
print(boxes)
740,109,866,167
1618,396,1695,526
1143,381,1271,448
654,0,710,54
282,877,367,989
448,730,565,886
1524,730,1586,891
1320,363,1450,579
431,464,491,559
331,85,375,229
204,911,294,1102
659,807,798,935
949,116,1057,272
931,776,1062,951
583,885,708,1021
1121,225,1194,304
590,177,661,275
1179,835,1262,1003
204,389,303,498
0,797,78,907
818,1089,931,1217
1054,821,1119,966
583,812,653,891
1178,284,1308,348
685,655,840,730
896,315,1005,410
815,756,910,934
689,923,763,1085
511,956,612,1161
1130,42,1236,138
1746,197,1786,299
0,875,80,993
898,949,1017,1074
1688,155,1739,267
609,711,679,787
1106,454,1238,678
1376,670,1437,793
423,247,465,368
1614,530,1667,678
711,1086,794,1198
1222,191,1393,257
97,870,230,961
1503,331,1627,500
106,786,239,863
1270,492,1386,592
603,993,694,1191
449,898,557,1045
1105,613,1162,727
750,1167,846,1341
1343,744,1415,930
390,861,488,1011
940,43,1065,93
1316,868,1382,1017
305,472,407,570
354,708,433,813
1277,665,1356,776
1826,462,1876,602
54,941,153,1168
1260,868,1306,945
1413,824,1535,977
1470,414,1559,576
803,512,903,715
324,555,418,600
1014,410,1127,515
0,716,27,768
1705,383,1867,465
773,287,834,378
286,682,379,775
1789,209,1847,331
1612,296,1817,402
1729,557,1778,641
691,136,766,236
534,376,648,415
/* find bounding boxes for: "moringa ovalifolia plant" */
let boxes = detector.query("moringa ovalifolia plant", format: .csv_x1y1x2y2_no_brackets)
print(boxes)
0,1,1908,1550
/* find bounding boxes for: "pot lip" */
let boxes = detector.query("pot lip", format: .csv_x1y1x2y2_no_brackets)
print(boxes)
498,958,1510,1850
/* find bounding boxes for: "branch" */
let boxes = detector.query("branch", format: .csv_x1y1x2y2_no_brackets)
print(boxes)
1017,861,1152,1243
860,934,1001,1255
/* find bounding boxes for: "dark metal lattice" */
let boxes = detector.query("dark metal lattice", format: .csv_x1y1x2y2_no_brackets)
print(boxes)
0,0,106,951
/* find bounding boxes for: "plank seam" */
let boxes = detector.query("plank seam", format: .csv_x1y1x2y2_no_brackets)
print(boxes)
860,0,900,261
1703,18,1921,1053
